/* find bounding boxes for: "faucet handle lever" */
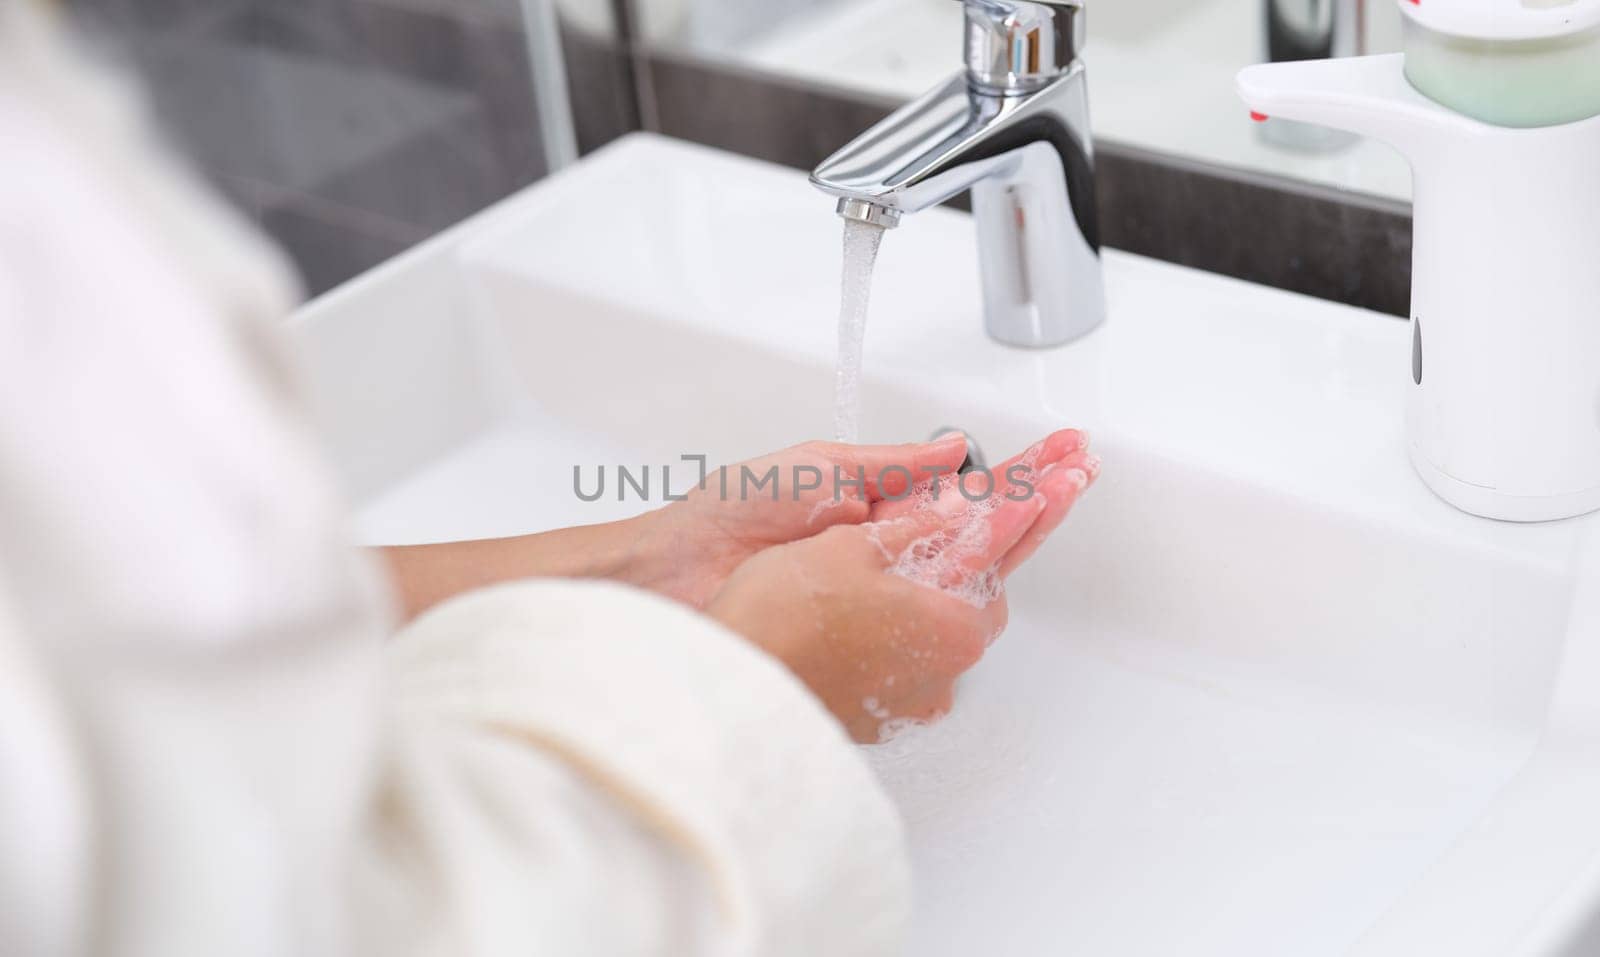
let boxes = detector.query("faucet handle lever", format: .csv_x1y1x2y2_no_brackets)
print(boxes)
960,0,1085,93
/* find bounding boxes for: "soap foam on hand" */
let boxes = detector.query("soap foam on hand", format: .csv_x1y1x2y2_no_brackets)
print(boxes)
873,715,933,745
884,495,1004,610
867,472,1009,611
858,433,1094,746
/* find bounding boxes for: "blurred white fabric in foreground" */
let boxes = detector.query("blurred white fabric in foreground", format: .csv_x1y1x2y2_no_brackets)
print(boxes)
0,4,907,955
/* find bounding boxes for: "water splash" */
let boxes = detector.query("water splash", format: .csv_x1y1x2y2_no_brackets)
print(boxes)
833,218,887,444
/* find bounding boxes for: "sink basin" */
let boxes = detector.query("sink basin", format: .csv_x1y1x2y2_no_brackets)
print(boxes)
293,132,1600,956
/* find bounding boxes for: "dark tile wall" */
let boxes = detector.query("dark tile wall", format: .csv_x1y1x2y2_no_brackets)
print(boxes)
647,52,900,172
62,0,1415,315
639,51,1415,318
1096,144,1413,318
65,0,587,295
563,17,640,155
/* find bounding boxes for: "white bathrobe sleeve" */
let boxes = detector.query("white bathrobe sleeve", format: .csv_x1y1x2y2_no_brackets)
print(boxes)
0,6,909,957
364,581,909,957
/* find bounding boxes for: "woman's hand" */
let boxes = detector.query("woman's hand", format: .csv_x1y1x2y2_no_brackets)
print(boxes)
382,430,1093,626
641,429,1092,608
633,433,969,608
706,449,1098,743
383,434,980,619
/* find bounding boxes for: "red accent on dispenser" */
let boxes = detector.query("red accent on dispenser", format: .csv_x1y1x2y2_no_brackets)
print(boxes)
1249,111,1270,122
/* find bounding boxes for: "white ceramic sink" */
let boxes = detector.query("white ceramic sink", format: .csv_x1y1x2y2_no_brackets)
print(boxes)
293,133,1600,956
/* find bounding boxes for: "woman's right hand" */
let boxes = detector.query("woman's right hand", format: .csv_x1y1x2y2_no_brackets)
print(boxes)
706,451,1097,743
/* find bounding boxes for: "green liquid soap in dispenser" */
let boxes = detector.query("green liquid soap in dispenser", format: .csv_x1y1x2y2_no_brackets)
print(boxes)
1237,0,1600,522
1404,0,1600,127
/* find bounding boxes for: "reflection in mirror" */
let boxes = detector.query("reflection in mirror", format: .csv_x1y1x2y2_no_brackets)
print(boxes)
631,0,1413,201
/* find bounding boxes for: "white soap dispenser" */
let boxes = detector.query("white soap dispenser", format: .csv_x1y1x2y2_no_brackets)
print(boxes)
1238,0,1600,522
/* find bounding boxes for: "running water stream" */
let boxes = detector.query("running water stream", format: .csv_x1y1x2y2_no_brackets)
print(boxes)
829,217,1028,745
833,218,887,443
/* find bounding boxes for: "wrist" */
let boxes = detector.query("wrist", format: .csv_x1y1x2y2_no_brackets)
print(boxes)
618,501,751,609
600,508,668,585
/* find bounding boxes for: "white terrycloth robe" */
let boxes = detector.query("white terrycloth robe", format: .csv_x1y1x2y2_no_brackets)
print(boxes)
0,7,910,956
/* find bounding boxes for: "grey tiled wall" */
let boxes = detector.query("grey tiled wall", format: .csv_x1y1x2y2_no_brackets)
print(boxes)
66,0,585,295
61,0,1415,315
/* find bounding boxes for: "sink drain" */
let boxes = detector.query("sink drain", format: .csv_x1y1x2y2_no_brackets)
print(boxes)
930,427,987,474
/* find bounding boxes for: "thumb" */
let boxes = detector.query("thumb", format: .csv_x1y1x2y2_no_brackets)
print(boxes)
814,432,969,501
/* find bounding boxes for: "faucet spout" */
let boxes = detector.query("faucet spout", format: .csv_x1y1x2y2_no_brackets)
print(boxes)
810,66,1104,347
811,74,1013,215
835,198,903,230
810,0,1104,348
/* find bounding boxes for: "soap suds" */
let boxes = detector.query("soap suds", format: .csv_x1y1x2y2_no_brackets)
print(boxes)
873,716,932,745
868,473,1007,609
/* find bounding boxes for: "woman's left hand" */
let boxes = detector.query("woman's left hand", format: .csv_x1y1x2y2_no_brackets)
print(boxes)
382,429,1092,620
637,428,1092,608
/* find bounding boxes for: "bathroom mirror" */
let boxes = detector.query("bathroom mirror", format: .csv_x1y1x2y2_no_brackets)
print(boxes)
622,0,1414,203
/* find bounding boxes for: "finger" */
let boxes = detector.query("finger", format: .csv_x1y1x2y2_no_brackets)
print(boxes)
936,492,1046,586
998,458,1097,577
814,432,970,502
863,488,972,559
870,470,960,522
873,428,1089,522
866,487,1045,590
992,428,1091,497
801,495,871,532
1009,447,1096,499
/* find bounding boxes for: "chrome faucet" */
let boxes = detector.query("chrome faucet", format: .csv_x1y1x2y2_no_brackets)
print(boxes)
810,0,1104,348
